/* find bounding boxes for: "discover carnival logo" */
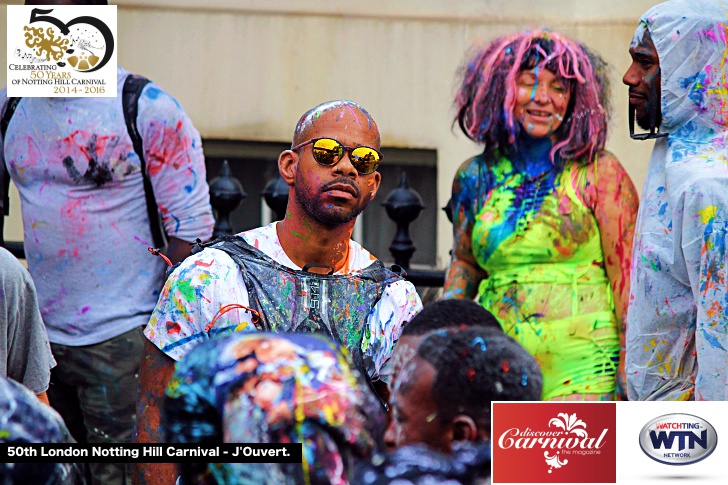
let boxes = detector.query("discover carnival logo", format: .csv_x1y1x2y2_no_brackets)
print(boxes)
492,402,616,483
499,412,608,473
639,413,718,465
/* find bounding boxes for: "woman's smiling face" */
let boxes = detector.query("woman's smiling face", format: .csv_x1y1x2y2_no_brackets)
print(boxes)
513,67,571,142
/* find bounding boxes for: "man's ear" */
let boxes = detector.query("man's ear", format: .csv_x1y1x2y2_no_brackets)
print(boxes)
367,171,382,200
278,150,297,187
451,414,478,442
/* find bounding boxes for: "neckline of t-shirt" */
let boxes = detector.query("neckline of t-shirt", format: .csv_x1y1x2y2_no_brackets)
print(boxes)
254,222,368,274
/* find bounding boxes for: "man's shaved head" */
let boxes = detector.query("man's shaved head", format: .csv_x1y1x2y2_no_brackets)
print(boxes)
292,100,380,149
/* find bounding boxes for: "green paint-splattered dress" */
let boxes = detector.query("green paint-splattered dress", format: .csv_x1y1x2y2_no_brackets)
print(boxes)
459,151,619,399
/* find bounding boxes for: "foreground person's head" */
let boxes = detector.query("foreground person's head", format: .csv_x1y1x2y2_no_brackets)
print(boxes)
385,327,542,454
0,376,83,484
165,332,381,485
387,299,502,396
354,441,491,485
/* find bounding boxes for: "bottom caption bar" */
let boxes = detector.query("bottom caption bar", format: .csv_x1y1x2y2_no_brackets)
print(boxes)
0,443,303,463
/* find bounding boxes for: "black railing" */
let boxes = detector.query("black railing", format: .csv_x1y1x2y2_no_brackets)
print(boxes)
3,161,447,287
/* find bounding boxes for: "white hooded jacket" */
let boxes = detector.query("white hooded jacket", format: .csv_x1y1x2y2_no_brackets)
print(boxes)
626,0,728,400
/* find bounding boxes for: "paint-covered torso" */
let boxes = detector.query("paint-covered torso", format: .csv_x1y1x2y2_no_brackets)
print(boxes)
145,223,423,383
459,151,618,398
472,155,604,273
0,67,213,345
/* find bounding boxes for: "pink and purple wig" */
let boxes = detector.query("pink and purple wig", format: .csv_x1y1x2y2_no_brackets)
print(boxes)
455,29,610,165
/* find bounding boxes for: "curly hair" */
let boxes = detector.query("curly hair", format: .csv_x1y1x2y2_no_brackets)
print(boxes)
416,327,543,426
402,298,502,337
455,29,610,165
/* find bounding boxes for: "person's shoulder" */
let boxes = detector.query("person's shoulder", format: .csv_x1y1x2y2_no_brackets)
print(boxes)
171,244,239,281
135,76,188,117
455,153,486,179
240,223,277,245
595,150,626,171
239,223,286,260
583,149,629,184
0,247,28,280
0,246,18,265
346,238,379,271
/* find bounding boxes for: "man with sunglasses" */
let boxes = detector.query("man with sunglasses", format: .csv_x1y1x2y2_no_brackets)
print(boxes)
624,0,728,401
133,100,422,484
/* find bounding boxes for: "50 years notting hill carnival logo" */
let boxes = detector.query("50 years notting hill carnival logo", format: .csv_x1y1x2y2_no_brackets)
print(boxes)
639,413,718,466
6,5,117,97
492,402,616,483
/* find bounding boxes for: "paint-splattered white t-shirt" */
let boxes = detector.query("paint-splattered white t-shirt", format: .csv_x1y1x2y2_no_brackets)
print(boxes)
0,67,214,346
145,222,422,381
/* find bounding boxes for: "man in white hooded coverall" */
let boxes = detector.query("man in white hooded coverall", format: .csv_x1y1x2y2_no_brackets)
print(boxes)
625,0,728,400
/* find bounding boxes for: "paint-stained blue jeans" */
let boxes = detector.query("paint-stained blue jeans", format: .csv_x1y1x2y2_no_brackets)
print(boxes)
48,326,145,485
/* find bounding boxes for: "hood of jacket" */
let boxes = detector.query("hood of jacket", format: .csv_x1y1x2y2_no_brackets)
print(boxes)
632,0,727,143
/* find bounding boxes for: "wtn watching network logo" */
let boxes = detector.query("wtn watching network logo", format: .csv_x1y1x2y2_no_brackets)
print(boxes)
639,414,718,465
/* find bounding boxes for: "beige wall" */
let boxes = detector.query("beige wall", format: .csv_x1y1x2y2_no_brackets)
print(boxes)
1,0,661,266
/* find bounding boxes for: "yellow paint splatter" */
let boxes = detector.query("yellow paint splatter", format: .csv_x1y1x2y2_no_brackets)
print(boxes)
699,205,717,224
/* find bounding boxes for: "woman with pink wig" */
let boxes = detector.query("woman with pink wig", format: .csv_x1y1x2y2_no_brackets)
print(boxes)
443,30,638,401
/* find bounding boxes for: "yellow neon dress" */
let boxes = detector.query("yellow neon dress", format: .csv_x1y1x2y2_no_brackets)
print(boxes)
470,153,619,399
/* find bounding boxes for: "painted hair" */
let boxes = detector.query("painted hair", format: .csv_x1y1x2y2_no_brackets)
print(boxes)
416,327,543,427
455,29,610,164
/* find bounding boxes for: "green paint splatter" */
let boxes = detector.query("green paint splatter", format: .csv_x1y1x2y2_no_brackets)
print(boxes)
291,231,308,241
176,279,197,303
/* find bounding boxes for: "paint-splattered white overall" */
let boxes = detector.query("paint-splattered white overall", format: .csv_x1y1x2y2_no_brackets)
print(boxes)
627,0,728,400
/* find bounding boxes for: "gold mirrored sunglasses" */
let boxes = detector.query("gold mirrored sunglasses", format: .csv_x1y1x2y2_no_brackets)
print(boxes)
291,137,382,175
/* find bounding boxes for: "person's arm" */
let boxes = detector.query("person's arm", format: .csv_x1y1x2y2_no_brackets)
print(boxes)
137,83,214,256
132,339,177,485
166,236,192,266
444,161,487,300
363,280,423,386
587,152,639,398
36,391,50,405
132,248,253,485
682,176,728,400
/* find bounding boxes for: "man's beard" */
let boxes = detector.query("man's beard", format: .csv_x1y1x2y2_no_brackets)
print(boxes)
635,96,662,131
295,175,370,226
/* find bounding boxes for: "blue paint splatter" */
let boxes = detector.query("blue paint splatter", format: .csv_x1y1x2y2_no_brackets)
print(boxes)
471,337,487,351
145,86,161,100
700,328,726,351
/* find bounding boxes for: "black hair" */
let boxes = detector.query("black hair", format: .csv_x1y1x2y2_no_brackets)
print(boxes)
402,299,502,337
416,327,543,426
